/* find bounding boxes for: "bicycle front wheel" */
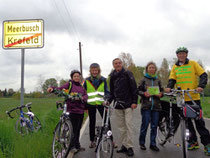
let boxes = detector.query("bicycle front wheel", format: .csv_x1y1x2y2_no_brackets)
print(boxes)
33,116,42,132
157,117,169,146
52,119,73,158
96,138,113,158
15,118,29,135
181,119,188,158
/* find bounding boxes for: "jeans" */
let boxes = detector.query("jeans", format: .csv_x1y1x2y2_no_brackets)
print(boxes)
139,109,159,146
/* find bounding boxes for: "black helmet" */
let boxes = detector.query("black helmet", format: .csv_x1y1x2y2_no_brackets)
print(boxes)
176,47,188,54
70,70,81,78
90,63,100,68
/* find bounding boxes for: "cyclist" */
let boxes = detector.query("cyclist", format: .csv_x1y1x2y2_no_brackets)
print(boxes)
138,61,163,152
165,47,210,156
108,58,138,157
48,70,88,153
83,63,115,148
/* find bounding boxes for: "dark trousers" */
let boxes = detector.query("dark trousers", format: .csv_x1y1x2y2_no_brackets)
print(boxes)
88,105,112,142
186,100,210,146
139,109,159,146
69,113,84,149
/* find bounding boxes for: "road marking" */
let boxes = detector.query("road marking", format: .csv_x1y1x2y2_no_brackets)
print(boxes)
204,117,210,121
80,116,89,140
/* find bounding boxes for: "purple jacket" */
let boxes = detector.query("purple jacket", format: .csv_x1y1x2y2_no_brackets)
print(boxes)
53,80,88,114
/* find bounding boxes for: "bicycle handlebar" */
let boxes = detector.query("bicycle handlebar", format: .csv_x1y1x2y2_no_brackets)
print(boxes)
52,89,83,101
56,101,64,110
6,102,32,119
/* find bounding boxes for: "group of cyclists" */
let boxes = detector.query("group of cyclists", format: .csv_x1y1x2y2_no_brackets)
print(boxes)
48,46,210,157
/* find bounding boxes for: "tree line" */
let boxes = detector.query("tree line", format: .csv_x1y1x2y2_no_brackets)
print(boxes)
1,52,210,98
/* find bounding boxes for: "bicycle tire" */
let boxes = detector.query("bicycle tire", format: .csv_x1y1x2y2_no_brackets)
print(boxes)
181,119,188,158
32,115,42,131
157,117,170,145
15,118,29,135
52,119,73,158
96,138,113,158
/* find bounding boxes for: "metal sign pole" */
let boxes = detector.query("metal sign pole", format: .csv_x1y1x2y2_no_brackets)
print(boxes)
20,48,25,106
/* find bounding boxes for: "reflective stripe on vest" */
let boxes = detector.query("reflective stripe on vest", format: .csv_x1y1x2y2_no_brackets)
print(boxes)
86,80,105,105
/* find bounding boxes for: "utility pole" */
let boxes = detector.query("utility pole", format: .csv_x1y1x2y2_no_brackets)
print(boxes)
79,42,83,78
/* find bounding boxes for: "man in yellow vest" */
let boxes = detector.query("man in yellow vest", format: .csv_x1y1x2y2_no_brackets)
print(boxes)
83,63,114,148
165,47,210,156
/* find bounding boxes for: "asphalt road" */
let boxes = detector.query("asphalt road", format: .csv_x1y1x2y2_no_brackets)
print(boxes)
72,105,210,158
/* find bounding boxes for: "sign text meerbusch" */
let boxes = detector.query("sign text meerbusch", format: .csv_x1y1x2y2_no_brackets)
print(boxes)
3,19,44,49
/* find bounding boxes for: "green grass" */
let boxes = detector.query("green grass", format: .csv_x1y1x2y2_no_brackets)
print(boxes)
0,97,81,158
161,96,210,118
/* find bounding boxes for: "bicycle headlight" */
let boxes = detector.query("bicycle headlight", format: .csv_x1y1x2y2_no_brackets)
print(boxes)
186,129,190,136
107,130,112,137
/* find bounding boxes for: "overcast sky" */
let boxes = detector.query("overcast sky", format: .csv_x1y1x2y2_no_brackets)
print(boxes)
1,0,210,92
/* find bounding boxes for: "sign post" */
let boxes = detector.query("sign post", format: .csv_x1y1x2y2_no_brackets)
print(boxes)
3,19,44,106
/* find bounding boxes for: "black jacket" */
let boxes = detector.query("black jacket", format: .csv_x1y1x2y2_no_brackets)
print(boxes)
108,68,138,109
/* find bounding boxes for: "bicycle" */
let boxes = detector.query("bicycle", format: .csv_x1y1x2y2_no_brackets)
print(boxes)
95,99,125,158
158,88,202,158
52,89,77,158
6,102,42,135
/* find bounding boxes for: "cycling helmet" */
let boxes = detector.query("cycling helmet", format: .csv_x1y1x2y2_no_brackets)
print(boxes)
176,47,188,54
70,70,81,78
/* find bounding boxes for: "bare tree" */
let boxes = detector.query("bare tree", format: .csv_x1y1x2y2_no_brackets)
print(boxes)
158,58,170,88
36,75,45,92
118,52,134,69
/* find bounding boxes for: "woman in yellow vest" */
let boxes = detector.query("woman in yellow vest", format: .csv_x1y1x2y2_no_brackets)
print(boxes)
83,63,114,148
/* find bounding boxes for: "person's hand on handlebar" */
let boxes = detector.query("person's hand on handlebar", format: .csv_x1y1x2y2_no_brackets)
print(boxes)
196,87,203,93
47,87,53,93
164,88,171,93
102,100,110,106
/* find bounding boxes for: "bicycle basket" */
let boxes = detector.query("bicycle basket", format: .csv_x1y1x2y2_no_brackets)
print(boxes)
183,104,202,119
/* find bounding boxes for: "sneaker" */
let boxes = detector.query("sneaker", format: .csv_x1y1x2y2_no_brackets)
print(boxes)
89,141,96,148
150,145,160,152
187,141,200,150
204,144,210,156
140,144,146,150
127,148,134,157
117,145,127,153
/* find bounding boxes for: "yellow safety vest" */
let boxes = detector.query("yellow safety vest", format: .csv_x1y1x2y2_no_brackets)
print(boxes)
86,80,105,105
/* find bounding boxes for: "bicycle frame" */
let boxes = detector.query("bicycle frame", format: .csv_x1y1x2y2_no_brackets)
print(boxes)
95,103,113,152
6,102,41,134
159,88,201,158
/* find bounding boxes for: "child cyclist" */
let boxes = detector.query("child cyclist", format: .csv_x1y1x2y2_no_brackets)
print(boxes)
47,70,88,153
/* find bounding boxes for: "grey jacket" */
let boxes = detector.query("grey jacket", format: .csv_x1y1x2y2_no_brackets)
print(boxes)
138,74,163,111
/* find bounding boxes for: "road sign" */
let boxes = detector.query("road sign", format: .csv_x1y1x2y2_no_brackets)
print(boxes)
3,19,44,49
